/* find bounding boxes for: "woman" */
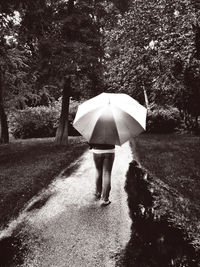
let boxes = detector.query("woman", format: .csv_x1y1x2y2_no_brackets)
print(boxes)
89,143,115,206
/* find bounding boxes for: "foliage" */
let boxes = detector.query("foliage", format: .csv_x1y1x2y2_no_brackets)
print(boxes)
2,0,200,141
0,1,106,143
0,10,35,111
147,105,181,133
9,98,81,139
9,106,60,139
20,87,56,108
3,47,33,108
103,0,199,114
1,0,130,98
52,97,83,121
17,0,105,98
68,99,83,121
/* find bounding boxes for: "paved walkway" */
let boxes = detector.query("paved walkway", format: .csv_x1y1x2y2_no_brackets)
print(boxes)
1,142,133,267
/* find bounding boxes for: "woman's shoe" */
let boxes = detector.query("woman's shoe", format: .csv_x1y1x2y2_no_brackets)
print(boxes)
94,192,101,200
100,199,111,206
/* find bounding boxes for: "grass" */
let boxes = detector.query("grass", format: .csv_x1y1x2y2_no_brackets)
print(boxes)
131,133,200,243
0,137,88,228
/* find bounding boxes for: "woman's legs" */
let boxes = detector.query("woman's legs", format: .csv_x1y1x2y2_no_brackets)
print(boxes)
93,153,104,196
101,153,115,201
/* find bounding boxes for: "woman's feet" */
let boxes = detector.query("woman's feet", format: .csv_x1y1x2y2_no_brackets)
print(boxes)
94,192,111,206
99,199,111,206
94,192,101,200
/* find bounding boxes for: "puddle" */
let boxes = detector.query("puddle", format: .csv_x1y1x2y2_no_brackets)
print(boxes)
117,161,200,267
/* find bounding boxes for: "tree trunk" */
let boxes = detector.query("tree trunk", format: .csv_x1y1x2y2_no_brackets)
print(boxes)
143,86,149,110
55,0,75,145
55,77,71,145
195,115,199,131
0,71,9,144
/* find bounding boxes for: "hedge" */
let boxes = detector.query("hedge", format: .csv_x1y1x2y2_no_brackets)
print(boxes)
9,106,60,139
147,105,181,133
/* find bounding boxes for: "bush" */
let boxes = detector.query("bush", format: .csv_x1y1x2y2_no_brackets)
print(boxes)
9,106,60,139
52,98,81,136
147,105,181,133
68,99,81,121
52,98,81,121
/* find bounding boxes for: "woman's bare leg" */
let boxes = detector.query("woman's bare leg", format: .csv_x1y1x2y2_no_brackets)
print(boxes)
101,153,115,201
93,153,103,196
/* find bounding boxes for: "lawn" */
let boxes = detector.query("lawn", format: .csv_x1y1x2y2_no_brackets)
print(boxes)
131,133,200,245
0,137,88,229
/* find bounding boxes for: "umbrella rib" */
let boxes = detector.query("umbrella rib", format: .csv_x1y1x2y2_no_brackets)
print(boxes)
116,106,146,130
112,106,145,144
73,107,104,141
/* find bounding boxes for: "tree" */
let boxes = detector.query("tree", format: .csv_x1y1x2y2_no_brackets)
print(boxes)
49,1,129,144
0,9,31,143
104,0,197,112
0,0,131,144
0,0,103,144
36,0,105,144
23,0,128,145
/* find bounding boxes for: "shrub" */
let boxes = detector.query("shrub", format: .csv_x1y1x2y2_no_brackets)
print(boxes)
69,99,81,121
147,105,181,133
9,99,83,139
9,106,60,139
52,98,81,122
52,98,82,136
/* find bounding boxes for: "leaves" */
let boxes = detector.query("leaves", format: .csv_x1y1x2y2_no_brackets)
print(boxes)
104,0,200,115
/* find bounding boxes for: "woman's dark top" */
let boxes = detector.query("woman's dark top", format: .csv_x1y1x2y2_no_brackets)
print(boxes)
89,143,115,150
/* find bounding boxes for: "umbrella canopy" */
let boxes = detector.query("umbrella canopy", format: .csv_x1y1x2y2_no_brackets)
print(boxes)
73,93,147,146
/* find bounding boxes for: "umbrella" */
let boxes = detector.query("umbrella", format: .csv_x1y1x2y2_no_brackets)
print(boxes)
73,93,147,146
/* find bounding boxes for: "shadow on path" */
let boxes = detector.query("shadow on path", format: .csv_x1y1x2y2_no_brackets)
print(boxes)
117,161,200,267
0,226,27,266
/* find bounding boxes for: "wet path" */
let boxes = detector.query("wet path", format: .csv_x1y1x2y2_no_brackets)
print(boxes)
1,142,199,267
0,143,132,267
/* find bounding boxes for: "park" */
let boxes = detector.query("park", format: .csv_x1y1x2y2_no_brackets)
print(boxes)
1,0,200,266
